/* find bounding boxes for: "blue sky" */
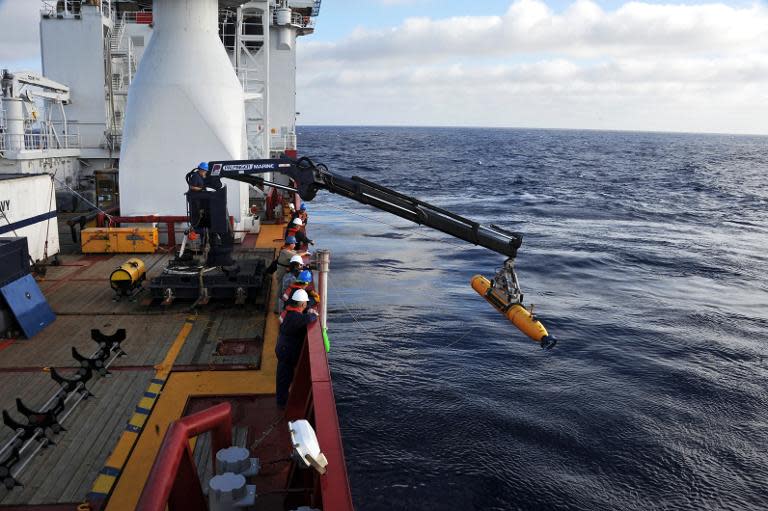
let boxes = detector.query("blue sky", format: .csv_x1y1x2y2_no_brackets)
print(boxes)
309,0,522,41
307,0,759,42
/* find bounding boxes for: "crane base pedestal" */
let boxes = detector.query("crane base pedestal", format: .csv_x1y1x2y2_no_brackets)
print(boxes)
148,259,265,305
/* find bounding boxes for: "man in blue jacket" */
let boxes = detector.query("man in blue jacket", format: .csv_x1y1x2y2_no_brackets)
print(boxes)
188,162,209,191
275,288,318,408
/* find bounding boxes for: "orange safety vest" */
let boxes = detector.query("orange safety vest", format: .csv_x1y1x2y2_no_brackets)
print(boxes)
282,282,319,305
279,305,304,324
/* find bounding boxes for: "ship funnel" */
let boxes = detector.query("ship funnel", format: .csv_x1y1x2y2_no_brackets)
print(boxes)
118,0,248,225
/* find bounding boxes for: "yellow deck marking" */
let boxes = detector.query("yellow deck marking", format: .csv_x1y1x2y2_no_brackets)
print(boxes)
89,314,197,501
154,319,195,373
100,225,286,510
260,223,295,376
106,371,276,510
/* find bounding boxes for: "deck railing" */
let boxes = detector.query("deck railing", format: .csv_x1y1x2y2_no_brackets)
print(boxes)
136,403,233,511
121,10,153,25
235,66,266,94
273,10,315,29
40,0,113,20
271,132,297,153
0,132,81,152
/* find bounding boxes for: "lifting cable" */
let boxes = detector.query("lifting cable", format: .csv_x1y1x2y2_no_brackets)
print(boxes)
53,176,115,222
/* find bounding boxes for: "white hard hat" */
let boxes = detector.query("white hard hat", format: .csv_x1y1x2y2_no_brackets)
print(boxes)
291,289,309,302
292,217,303,226
289,255,304,264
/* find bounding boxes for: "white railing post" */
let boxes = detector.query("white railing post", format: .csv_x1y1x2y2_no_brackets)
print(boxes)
316,249,330,328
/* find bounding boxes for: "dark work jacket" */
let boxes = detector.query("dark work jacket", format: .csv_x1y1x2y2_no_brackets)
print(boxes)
277,308,318,351
288,211,307,227
188,172,205,190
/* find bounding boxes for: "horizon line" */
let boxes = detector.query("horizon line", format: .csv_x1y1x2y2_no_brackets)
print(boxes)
296,124,768,138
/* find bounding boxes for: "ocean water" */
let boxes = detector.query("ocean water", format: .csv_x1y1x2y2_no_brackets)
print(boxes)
297,126,768,511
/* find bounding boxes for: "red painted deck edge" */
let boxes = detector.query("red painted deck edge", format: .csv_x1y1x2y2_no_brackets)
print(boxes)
306,322,355,510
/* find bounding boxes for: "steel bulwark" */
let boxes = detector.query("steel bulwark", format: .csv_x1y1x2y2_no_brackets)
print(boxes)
286,321,354,511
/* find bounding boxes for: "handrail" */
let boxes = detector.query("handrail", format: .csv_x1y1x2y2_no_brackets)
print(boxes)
273,10,315,29
270,133,297,153
0,133,81,151
136,402,233,511
40,0,113,20
121,10,153,25
235,66,266,94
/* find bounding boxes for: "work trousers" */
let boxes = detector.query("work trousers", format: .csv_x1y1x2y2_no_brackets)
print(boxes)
275,341,302,407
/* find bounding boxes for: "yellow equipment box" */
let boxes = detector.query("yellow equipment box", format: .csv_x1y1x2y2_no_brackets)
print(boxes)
81,227,159,254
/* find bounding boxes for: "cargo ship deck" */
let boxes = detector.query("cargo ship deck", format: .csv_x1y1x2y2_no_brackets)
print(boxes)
0,223,351,510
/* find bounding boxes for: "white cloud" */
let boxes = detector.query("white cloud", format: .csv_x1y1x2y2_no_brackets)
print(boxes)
297,0,768,134
378,0,429,5
1,0,765,133
301,0,768,63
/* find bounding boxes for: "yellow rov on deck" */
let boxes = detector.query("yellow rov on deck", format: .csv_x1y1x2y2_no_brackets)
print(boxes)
170,156,557,348
109,258,147,297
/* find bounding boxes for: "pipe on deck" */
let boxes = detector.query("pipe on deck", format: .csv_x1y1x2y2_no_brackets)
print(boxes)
136,402,233,511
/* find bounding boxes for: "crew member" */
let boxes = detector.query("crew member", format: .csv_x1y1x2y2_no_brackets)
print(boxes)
281,270,319,309
289,203,308,227
299,203,308,225
285,217,313,249
271,236,306,313
275,288,317,408
188,162,209,191
278,255,305,312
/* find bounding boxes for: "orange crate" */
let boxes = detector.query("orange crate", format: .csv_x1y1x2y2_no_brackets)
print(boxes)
81,227,158,254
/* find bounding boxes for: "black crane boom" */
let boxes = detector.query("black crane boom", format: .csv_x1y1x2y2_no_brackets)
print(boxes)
206,157,523,259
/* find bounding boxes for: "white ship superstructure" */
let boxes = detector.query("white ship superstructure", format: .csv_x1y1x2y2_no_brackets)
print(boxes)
0,4,360,510
1,0,320,249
